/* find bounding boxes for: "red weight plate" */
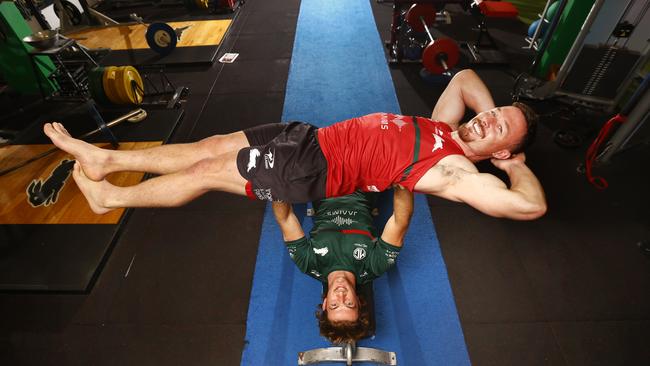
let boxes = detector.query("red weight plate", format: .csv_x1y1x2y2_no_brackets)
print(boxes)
405,4,437,33
422,38,460,74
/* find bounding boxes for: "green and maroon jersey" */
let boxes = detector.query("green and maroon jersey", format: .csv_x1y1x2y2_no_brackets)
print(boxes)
285,191,401,284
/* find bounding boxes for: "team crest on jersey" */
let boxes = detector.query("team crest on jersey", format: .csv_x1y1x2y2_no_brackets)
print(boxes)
313,247,329,256
353,247,366,260
432,127,446,152
432,133,444,152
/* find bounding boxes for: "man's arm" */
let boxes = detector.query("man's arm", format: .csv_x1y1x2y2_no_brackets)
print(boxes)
431,69,496,129
431,154,547,220
380,187,414,247
272,201,305,241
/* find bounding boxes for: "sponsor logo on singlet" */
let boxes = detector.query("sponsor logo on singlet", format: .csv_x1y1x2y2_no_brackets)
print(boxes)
330,215,357,226
432,133,444,152
310,270,322,278
247,148,260,172
353,247,366,260
379,113,408,132
432,126,446,152
366,185,380,192
264,148,275,169
313,247,329,256
385,250,398,265
324,209,358,216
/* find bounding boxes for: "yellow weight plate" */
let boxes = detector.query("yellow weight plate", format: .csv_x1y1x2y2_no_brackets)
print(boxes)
102,66,121,105
195,0,209,10
113,66,131,105
122,66,144,105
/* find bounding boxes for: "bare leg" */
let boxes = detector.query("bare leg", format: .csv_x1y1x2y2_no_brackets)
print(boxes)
72,150,247,214
44,122,249,180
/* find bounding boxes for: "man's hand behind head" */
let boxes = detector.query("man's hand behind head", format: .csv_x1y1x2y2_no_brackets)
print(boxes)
491,153,526,172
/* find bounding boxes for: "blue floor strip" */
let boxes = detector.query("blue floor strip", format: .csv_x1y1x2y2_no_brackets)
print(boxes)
241,1,470,364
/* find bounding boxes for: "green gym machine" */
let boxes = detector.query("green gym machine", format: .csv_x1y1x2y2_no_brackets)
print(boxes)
0,1,58,95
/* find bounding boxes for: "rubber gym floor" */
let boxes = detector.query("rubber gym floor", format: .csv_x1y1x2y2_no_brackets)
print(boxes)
1,0,649,365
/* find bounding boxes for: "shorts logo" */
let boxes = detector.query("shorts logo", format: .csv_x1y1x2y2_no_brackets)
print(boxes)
432,133,444,152
353,248,366,260
264,148,275,169
247,149,260,172
253,188,273,201
313,247,329,256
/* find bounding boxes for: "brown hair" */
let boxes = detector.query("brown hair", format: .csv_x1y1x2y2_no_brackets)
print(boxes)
511,101,539,154
316,294,371,344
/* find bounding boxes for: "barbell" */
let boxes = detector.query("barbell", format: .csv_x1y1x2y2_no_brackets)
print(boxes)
405,4,460,75
0,109,147,177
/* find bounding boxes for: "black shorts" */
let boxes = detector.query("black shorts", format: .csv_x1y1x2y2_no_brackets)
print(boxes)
237,122,328,203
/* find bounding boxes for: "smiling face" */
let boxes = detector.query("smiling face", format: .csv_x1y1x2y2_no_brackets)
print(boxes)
457,106,528,159
322,277,359,323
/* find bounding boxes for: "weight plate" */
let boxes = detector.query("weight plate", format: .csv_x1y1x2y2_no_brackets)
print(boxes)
195,0,209,10
54,0,83,26
422,38,459,74
146,22,177,56
406,4,437,33
102,66,121,105
127,109,148,123
113,66,132,105
89,67,110,105
122,66,144,105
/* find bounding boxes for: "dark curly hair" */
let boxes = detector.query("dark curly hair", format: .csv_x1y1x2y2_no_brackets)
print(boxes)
316,293,371,344
511,101,539,154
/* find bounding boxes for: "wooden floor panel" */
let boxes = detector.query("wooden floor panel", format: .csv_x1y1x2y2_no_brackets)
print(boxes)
67,20,232,50
0,142,161,224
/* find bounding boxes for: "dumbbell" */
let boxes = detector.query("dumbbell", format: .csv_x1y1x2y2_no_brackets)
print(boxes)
130,14,191,55
405,4,460,75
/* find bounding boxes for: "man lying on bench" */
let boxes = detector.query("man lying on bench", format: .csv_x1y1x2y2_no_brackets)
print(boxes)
272,188,414,344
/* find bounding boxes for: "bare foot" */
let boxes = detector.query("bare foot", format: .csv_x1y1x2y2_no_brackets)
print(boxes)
72,162,114,215
43,122,111,181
